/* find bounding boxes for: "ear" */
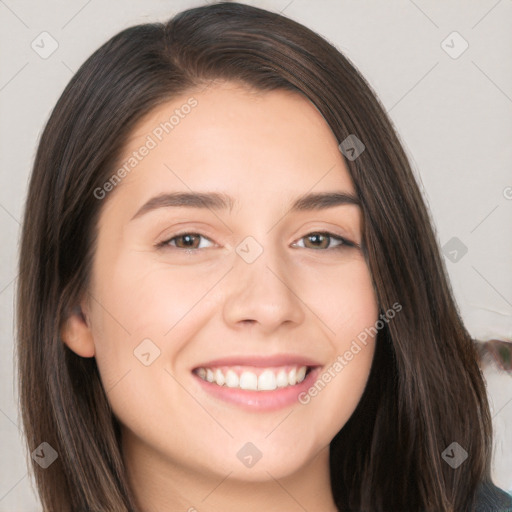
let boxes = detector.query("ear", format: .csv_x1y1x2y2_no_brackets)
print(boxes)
60,298,95,358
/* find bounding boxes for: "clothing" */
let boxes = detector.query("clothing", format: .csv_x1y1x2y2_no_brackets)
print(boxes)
475,481,512,512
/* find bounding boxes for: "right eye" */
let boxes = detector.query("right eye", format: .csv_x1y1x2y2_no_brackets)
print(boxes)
156,232,216,251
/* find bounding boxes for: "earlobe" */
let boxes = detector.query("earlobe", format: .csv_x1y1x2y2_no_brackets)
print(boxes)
60,303,95,358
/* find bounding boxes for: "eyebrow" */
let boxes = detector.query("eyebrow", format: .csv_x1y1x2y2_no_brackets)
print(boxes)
130,190,360,221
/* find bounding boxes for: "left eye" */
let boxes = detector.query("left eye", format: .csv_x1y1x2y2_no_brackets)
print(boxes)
292,232,355,250
157,231,356,251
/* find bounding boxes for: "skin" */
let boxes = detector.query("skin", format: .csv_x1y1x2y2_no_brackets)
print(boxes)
61,81,379,512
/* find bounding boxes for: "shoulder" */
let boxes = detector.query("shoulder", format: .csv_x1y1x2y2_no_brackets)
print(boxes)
474,481,512,512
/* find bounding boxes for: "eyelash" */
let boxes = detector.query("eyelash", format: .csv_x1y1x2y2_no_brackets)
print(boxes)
156,231,358,253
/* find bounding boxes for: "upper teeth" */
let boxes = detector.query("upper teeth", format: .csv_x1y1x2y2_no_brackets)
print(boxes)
195,365,308,391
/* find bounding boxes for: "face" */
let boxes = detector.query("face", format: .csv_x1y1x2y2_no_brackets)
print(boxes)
63,82,379,487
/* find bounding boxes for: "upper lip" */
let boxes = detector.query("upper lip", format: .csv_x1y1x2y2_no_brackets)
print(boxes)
192,354,323,369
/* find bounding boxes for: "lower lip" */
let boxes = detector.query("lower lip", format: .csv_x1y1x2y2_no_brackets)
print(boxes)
192,367,322,411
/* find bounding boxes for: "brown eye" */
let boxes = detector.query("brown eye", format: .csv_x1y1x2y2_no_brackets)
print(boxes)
304,233,330,249
158,232,214,250
294,232,355,251
174,234,200,249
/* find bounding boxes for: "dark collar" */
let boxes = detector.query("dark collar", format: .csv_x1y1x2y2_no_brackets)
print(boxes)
475,481,512,512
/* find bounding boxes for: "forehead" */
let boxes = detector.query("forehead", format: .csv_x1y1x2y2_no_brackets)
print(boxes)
108,82,356,208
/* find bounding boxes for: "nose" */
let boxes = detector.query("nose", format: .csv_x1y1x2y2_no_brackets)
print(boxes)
222,243,306,335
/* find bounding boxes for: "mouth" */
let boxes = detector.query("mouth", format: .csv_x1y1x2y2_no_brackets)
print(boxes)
193,364,314,391
191,356,323,411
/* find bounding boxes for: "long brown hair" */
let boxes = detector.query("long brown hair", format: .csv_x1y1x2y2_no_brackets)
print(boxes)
16,2,493,510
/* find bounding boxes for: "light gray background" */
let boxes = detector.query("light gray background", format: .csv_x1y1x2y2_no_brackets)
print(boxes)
1,0,511,510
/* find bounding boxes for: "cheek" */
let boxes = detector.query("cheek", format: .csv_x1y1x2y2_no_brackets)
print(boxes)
295,258,378,431
295,255,378,337
88,249,222,391
91,250,212,340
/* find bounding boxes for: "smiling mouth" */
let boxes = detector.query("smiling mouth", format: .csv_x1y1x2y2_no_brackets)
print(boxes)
193,364,315,391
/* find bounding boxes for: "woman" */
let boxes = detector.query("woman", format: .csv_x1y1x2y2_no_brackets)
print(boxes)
16,2,512,511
